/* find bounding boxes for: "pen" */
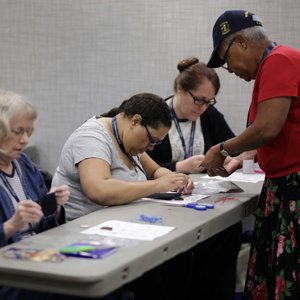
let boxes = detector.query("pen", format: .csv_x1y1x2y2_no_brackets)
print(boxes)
254,168,264,174
59,245,95,254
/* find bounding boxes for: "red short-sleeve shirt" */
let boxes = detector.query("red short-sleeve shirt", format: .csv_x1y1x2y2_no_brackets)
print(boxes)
249,45,300,177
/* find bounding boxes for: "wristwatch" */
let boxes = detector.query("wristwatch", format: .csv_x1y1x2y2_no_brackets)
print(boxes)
220,142,230,157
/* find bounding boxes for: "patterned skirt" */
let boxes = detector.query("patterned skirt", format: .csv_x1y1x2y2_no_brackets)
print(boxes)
243,172,300,300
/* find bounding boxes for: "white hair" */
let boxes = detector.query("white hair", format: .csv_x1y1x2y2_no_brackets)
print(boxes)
223,26,268,46
0,90,37,159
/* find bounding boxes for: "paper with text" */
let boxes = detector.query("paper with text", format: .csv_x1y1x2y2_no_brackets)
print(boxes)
81,220,175,241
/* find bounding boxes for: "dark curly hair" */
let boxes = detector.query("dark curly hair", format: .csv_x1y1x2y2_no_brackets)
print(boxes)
101,93,172,129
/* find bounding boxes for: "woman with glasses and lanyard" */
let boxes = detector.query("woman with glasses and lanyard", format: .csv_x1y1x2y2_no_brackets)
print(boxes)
148,58,242,300
52,92,194,300
0,90,70,300
52,93,193,222
148,57,235,174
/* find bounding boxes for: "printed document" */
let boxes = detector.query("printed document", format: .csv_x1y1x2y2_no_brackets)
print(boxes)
81,220,175,241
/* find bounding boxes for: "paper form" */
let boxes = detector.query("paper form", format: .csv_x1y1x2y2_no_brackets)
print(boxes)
201,172,265,183
80,220,175,241
141,179,239,205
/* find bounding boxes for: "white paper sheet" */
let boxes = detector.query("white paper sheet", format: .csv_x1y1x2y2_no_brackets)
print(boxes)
80,220,175,241
141,179,238,205
201,172,265,183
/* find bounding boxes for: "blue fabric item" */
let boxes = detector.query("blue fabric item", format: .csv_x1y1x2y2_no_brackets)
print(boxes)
235,292,244,300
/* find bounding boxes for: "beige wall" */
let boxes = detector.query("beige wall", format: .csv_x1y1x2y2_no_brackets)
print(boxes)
0,0,299,172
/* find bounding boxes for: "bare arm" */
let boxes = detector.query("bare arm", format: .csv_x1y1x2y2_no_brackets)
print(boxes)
140,152,172,179
176,155,206,174
221,150,257,176
201,97,291,175
223,97,292,154
78,157,190,206
140,153,194,193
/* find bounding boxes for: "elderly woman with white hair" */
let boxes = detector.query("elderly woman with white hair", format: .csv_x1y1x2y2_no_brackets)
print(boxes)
0,90,70,300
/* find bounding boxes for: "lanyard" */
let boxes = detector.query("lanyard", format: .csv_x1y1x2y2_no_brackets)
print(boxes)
260,41,277,62
246,42,277,127
111,116,145,175
0,162,21,202
170,98,196,159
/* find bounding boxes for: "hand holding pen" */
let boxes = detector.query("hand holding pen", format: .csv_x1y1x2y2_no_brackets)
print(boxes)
176,175,194,195
155,172,194,195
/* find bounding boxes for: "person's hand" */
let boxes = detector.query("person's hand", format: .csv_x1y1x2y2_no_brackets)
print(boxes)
154,172,191,193
8,200,43,231
176,155,206,174
200,144,226,176
223,156,243,176
181,176,194,194
49,184,70,206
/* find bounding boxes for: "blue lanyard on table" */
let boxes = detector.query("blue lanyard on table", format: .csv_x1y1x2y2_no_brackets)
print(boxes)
246,42,277,127
169,98,196,159
111,116,145,175
0,162,21,202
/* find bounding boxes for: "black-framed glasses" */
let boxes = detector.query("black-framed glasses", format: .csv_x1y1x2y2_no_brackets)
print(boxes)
188,91,217,107
144,125,163,146
221,38,235,71
11,127,34,138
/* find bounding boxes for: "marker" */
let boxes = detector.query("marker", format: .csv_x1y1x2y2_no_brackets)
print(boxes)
59,245,95,254
254,168,264,174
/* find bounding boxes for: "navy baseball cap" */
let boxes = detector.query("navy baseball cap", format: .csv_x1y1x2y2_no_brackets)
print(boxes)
207,10,263,68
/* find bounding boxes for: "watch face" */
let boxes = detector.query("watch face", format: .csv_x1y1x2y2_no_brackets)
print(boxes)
219,142,230,157
220,149,229,157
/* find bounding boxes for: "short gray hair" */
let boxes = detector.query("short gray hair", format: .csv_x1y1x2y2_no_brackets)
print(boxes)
223,25,268,46
0,90,37,141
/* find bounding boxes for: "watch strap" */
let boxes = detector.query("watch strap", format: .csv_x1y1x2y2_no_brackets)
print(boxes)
220,142,230,157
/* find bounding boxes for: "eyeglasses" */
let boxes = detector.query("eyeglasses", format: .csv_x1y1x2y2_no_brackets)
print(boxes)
188,91,217,107
221,38,235,71
144,125,163,146
11,127,34,138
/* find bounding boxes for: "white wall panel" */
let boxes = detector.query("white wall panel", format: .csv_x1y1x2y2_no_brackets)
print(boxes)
0,0,299,172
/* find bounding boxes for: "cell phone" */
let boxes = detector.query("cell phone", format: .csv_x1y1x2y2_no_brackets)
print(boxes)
147,192,183,200
37,192,57,216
